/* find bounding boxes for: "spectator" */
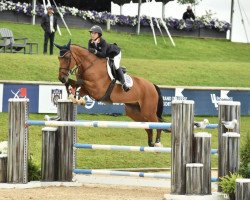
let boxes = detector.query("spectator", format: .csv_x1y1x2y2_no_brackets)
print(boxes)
182,6,195,20
41,6,58,55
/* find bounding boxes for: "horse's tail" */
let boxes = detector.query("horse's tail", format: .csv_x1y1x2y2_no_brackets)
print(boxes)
153,84,164,122
154,84,171,132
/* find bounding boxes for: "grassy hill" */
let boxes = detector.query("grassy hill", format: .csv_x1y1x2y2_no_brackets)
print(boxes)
0,21,250,172
1,21,250,87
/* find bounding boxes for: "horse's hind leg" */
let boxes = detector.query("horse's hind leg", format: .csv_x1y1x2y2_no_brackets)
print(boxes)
125,104,154,147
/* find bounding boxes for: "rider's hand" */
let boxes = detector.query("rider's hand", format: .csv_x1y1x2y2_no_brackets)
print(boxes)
89,48,97,54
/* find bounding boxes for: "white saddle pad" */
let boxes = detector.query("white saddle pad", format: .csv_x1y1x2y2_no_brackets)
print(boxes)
107,61,133,88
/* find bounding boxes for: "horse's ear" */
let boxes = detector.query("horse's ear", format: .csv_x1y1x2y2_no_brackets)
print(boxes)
66,39,71,49
54,43,63,50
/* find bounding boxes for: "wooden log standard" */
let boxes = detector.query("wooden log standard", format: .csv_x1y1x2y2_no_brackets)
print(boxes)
193,132,211,195
0,156,7,183
220,132,240,177
186,163,203,195
7,99,29,183
171,100,194,194
236,179,250,200
41,127,58,181
218,101,240,191
57,99,77,181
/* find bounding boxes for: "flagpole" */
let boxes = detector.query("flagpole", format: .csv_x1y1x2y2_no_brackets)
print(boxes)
155,18,166,45
52,0,72,36
146,0,157,45
160,18,175,47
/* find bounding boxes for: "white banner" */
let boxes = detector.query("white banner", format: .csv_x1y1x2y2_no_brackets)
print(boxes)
38,85,68,113
0,84,3,112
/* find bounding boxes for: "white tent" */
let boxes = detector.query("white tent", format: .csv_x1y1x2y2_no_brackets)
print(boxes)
231,0,250,43
111,0,250,43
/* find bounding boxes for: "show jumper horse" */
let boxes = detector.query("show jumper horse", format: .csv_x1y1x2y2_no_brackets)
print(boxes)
55,40,165,147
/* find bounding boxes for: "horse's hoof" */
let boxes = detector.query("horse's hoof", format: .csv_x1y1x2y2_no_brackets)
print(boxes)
77,98,86,106
163,128,172,133
154,142,163,147
148,143,154,147
68,94,77,104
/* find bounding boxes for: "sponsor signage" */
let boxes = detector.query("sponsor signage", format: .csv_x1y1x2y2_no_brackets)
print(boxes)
38,85,68,113
1,83,250,116
2,84,39,112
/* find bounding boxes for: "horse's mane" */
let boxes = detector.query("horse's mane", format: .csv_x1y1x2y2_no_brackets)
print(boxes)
71,43,106,61
71,44,88,50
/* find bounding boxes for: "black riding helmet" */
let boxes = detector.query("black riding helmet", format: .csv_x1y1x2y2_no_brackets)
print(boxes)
89,25,103,37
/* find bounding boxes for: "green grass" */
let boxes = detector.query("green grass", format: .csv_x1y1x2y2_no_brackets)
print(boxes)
1,22,250,87
0,21,250,171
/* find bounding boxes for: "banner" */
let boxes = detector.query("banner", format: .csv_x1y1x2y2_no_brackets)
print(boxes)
2,84,39,112
38,85,68,113
1,83,250,116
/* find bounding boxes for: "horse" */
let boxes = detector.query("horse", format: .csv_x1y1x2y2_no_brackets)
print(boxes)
55,40,166,147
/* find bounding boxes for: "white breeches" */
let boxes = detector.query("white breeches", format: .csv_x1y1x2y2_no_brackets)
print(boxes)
113,52,121,70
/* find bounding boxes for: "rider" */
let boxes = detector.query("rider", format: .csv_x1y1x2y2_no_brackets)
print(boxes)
88,25,130,92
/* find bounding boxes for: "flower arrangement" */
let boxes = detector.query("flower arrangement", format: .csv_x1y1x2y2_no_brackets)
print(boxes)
0,141,8,156
0,0,231,32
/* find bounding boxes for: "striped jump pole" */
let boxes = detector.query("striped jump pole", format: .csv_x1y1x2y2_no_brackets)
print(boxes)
74,143,218,155
27,120,172,129
27,120,217,130
74,169,171,179
73,169,218,182
74,143,171,153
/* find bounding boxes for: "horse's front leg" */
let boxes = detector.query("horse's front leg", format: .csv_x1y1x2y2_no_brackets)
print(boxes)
154,129,163,147
67,79,86,106
145,129,154,147
74,87,86,106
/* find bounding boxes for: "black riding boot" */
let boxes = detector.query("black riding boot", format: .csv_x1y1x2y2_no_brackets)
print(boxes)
116,67,130,92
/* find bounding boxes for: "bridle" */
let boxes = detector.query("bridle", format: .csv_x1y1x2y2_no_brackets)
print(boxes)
58,48,98,78
58,50,81,76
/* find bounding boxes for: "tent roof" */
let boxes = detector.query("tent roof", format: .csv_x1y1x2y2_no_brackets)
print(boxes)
112,0,173,6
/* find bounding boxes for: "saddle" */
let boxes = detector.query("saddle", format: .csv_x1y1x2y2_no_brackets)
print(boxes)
107,58,132,87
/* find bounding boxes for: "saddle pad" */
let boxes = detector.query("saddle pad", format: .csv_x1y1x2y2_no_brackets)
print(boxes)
106,60,133,88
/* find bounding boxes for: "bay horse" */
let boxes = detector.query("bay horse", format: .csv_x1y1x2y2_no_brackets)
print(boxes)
55,40,166,147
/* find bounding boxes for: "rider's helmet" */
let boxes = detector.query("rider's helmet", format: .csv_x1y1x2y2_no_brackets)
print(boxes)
89,25,103,37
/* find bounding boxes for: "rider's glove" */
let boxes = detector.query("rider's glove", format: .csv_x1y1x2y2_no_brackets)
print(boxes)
89,48,97,54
